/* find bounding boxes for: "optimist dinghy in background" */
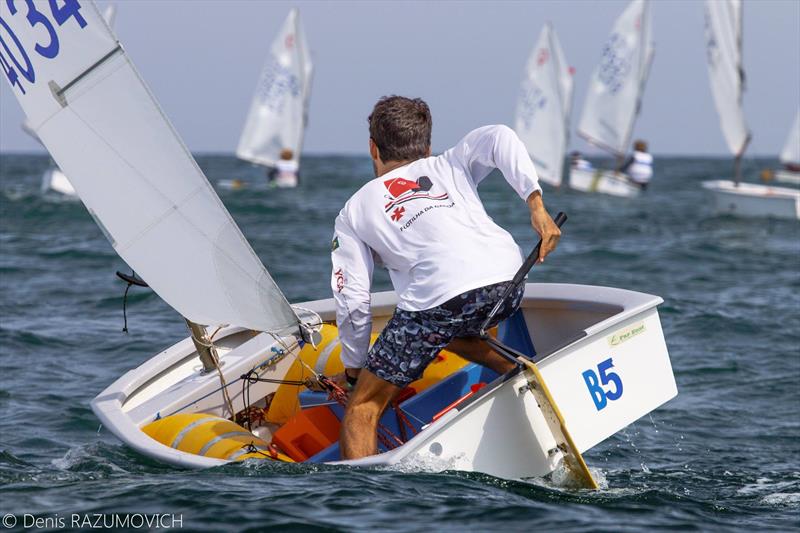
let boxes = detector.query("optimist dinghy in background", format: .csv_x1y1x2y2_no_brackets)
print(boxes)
514,23,574,189
571,0,654,198
235,8,313,189
2,1,677,484
701,0,800,220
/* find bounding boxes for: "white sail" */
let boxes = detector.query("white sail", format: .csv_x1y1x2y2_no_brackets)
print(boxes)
19,3,116,145
779,110,800,166
577,0,654,156
704,0,749,156
0,1,299,333
101,4,116,27
236,9,313,168
514,24,574,187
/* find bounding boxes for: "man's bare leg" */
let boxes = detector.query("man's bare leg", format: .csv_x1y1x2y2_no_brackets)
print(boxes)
340,369,401,459
447,337,516,374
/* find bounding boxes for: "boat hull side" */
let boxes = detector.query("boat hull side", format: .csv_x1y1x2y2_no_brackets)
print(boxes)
569,168,641,198
702,180,800,220
343,301,676,479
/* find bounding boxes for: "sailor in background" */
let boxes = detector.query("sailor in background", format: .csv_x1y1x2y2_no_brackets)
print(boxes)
620,139,653,190
570,151,593,172
330,96,561,459
268,148,300,188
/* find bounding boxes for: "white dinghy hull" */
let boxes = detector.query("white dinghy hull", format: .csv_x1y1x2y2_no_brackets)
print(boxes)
569,168,641,198
702,180,800,220
774,170,800,186
92,283,677,478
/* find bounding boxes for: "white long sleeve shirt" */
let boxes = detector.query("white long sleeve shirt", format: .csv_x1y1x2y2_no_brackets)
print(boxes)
331,125,542,368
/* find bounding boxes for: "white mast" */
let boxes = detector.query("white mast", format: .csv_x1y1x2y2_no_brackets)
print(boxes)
577,0,654,159
514,23,574,187
0,0,300,334
237,9,313,169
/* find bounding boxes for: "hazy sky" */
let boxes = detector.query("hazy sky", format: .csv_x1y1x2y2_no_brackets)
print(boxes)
1,0,798,156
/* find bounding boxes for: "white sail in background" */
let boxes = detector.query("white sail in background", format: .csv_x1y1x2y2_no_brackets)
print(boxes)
577,0,654,157
102,4,116,27
514,24,574,187
0,1,299,333
779,110,800,166
237,9,313,168
704,0,749,156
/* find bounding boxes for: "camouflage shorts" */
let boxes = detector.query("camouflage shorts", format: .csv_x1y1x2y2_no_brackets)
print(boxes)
365,281,524,387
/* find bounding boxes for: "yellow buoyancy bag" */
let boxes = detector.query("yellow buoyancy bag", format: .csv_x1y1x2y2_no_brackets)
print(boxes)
266,323,470,425
142,413,294,462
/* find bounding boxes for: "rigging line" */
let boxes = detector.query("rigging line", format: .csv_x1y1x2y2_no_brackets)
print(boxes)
121,281,131,334
212,350,235,420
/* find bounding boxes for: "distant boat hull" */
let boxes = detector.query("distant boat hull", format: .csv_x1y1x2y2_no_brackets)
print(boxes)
702,180,800,220
41,168,77,197
775,169,800,185
569,168,642,198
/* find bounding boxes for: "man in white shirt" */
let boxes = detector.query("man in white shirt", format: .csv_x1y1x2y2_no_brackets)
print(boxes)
331,96,560,459
620,140,653,189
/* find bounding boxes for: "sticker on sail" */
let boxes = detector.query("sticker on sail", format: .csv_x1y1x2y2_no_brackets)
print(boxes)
607,321,645,346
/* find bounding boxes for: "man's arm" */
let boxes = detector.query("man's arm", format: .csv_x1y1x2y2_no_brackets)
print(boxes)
448,124,560,262
620,155,634,173
331,212,374,373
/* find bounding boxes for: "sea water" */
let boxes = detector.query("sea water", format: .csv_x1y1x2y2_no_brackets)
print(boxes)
1,154,798,531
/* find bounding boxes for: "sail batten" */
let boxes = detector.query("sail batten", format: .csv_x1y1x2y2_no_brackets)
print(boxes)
780,110,800,166
514,24,574,187
577,0,653,157
237,9,313,168
705,0,750,156
2,1,300,333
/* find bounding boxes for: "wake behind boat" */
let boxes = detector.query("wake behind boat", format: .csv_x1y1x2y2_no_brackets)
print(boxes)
1,1,677,483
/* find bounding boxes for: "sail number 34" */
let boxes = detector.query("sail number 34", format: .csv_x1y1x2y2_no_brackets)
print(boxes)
0,0,87,95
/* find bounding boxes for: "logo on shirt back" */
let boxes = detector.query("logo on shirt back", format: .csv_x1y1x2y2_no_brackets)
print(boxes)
383,176,450,224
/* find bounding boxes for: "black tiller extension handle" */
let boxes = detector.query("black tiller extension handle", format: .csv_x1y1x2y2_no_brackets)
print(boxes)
479,211,567,336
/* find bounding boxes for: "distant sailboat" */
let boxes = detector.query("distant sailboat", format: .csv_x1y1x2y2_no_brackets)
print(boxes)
236,9,313,189
701,0,800,219
775,110,800,185
571,0,654,198
27,4,117,197
514,23,574,188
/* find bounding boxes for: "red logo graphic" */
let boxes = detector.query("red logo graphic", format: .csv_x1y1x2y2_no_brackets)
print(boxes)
334,268,345,293
384,177,420,198
285,34,295,49
537,48,549,66
383,175,449,217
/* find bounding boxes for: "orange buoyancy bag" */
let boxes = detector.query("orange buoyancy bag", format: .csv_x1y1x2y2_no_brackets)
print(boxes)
265,323,470,425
